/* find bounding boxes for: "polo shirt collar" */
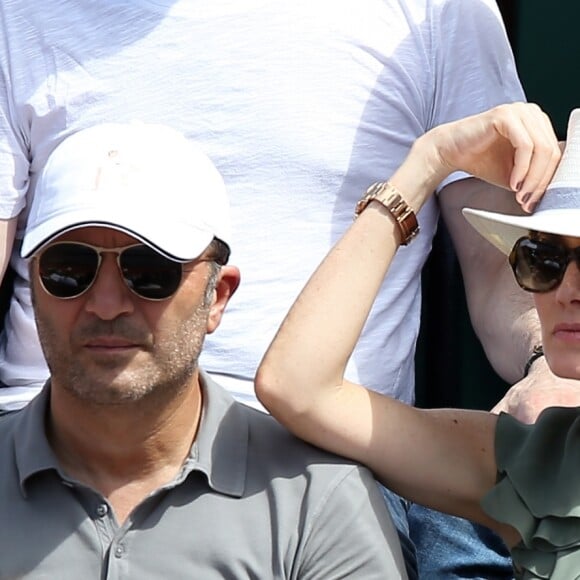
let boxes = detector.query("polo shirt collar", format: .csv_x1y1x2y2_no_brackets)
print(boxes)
13,384,61,496
13,373,249,499
189,372,248,498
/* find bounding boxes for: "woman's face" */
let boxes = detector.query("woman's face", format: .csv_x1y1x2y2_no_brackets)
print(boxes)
533,234,580,379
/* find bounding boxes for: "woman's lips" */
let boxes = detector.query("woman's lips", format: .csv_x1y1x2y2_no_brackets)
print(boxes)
552,323,580,343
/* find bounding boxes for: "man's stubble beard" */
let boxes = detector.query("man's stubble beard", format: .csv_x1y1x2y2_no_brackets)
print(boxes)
33,268,218,407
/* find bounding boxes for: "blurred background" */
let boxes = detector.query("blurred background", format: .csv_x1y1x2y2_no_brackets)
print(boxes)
416,0,580,409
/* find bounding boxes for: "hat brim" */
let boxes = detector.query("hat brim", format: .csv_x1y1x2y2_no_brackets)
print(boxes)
21,205,215,262
462,208,580,255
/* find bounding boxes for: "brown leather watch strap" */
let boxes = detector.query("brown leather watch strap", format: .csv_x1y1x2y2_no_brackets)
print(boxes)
354,181,420,245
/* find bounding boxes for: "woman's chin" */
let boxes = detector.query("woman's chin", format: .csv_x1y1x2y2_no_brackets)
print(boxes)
546,352,580,381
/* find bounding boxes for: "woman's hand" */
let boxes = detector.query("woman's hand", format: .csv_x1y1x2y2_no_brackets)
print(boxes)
422,102,561,212
255,103,561,535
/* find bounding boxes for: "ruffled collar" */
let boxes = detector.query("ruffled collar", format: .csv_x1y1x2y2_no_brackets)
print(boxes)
481,407,580,579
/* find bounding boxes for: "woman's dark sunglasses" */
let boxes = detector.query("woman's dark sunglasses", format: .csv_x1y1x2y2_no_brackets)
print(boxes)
509,237,580,293
37,242,187,301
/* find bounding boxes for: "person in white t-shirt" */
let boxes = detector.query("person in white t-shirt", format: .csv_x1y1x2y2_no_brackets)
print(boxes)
0,1,577,578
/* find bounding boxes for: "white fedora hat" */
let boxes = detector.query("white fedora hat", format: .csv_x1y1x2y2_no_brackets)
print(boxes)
463,108,580,255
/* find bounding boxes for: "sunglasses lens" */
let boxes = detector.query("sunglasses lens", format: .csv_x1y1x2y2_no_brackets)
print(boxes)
39,243,99,298
120,246,182,300
510,238,566,292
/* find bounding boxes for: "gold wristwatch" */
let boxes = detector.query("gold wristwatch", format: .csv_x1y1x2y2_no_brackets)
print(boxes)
354,181,420,245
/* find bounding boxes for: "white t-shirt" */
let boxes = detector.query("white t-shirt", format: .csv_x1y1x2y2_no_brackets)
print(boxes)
0,0,524,411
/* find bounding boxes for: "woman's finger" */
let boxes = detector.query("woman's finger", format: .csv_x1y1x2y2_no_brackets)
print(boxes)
512,106,561,212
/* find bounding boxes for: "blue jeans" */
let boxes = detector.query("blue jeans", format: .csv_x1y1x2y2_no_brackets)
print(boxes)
381,486,513,580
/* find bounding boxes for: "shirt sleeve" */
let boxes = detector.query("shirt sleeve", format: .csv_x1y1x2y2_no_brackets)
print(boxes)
295,465,408,579
428,0,526,191
0,62,30,221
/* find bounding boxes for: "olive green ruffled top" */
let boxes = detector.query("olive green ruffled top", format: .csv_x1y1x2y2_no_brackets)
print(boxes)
481,407,580,579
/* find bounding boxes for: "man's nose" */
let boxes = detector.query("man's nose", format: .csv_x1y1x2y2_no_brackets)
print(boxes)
83,254,135,320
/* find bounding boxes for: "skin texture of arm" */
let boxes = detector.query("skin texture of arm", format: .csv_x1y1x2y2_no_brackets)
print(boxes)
256,103,560,545
439,177,540,383
257,199,513,540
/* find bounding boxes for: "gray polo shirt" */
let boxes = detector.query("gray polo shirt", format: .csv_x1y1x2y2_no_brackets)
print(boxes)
0,373,406,579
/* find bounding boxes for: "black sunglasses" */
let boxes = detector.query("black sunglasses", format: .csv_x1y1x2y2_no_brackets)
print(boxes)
37,242,187,301
509,237,580,293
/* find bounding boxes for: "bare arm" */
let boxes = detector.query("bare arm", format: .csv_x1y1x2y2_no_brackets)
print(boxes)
439,178,540,383
440,106,560,381
256,104,559,543
257,187,507,536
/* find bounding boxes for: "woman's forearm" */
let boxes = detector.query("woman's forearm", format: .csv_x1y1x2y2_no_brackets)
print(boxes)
255,136,444,417
255,104,559,545
256,104,558,417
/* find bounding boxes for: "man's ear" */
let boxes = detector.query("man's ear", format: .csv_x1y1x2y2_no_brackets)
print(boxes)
206,265,240,334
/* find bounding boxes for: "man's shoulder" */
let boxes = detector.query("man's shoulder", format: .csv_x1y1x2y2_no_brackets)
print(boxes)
242,403,341,454
239,402,371,482
203,377,377,504
233,403,405,577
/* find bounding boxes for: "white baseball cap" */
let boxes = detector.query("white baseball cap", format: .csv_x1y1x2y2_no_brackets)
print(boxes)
22,122,231,261
463,108,580,254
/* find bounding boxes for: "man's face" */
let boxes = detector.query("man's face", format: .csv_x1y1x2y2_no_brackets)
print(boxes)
31,226,220,406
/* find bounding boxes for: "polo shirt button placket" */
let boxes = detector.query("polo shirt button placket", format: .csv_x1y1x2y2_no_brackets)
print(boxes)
114,545,125,559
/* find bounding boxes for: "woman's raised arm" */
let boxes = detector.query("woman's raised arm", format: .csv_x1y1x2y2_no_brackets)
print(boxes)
255,103,560,540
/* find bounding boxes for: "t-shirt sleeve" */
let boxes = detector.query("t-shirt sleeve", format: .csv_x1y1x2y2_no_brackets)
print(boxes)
295,465,407,579
0,40,30,220
481,408,580,578
428,0,526,191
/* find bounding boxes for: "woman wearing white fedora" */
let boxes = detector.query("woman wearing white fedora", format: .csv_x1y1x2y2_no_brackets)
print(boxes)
256,103,580,579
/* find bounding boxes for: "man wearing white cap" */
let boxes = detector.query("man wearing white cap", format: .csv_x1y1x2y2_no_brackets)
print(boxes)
0,122,407,578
